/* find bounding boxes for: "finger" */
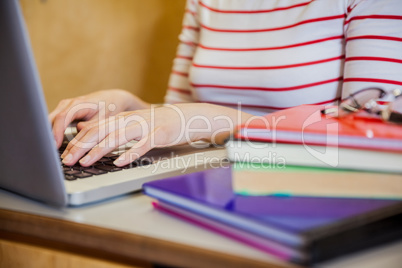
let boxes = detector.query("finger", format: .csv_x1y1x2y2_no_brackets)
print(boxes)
113,131,154,167
52,101,99,148
61,120,101,158
49,99,73,123
79,114,149,166
61,130,101,166
63,112,148,165
61,117,118,165
77,119,97,131
52,112,72,149
61,114,113,158
79,122,143,166
49,99,74,148
75,104,114,131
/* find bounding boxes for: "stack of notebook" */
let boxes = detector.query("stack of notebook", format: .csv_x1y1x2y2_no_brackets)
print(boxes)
143,166,402,265
225,104,402,173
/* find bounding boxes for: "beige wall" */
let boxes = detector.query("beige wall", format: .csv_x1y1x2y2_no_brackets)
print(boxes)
20,0,186,111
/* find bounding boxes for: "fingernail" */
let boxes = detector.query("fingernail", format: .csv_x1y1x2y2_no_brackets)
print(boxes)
61,150,69,159
79,155,91,165
113,158,124,166
62,154,73,164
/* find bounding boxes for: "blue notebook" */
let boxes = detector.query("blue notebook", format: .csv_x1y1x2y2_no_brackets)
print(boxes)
143,166,402,264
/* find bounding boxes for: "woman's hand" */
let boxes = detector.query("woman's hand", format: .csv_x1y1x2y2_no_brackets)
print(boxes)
61,103,255,167
49,89,150,148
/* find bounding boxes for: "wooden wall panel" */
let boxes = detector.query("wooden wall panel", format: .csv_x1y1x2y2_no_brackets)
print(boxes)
19,0,186,110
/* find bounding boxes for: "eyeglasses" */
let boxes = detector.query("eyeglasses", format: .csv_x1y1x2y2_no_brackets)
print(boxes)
322,87,402,124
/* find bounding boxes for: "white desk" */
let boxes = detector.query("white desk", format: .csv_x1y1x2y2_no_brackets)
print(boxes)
1,187,402,268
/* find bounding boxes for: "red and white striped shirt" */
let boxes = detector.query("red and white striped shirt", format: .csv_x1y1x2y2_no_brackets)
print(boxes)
164,0,402,115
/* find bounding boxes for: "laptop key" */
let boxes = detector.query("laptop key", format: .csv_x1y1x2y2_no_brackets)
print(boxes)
122,163,136,169
65,175,77,181
74,172,93,179
96,158,110,163
104,153,119,159
71,164,84,170
103,160,116,166
95,165,122,172
138,159,152,166
65,170,80,176
85,168,108,175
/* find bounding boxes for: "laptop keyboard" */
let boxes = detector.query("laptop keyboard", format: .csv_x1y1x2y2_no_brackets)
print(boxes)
58,146,153,181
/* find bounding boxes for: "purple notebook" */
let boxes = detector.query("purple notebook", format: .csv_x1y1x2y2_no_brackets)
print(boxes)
143,166,402,264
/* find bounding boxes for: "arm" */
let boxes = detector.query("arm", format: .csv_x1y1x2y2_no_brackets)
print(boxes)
164,0,200,104
342,0,402,97
61,103,256,167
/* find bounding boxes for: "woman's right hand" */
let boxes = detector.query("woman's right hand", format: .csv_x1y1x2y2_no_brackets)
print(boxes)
49,89,150,149
60,103,256,167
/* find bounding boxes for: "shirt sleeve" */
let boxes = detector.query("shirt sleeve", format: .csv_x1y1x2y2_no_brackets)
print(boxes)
164,0,200,104
342,0,402,98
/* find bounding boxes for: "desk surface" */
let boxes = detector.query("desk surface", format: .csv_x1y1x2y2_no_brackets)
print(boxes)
1,188,402,268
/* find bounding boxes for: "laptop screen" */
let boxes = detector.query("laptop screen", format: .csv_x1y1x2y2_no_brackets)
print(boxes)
0,0,67,206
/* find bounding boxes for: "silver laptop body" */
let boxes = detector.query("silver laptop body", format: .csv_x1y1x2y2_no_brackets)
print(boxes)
0,0,225,207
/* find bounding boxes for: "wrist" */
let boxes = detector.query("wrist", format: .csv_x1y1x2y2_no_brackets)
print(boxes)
124,92,150,110
177,103,254,144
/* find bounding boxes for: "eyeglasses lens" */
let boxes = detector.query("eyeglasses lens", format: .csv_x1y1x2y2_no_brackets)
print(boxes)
338,88,385,117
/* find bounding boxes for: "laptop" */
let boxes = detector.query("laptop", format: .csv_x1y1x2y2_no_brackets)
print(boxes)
0,0,226,207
